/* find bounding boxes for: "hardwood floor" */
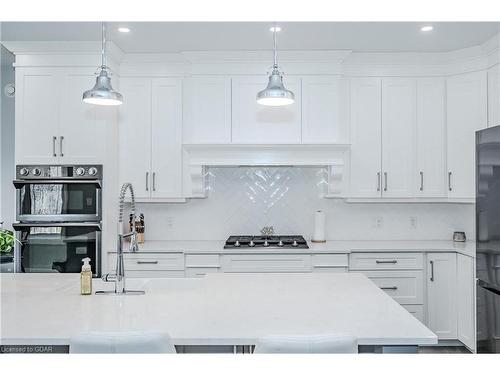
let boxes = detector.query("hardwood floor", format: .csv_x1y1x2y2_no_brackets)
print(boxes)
418,346,471,354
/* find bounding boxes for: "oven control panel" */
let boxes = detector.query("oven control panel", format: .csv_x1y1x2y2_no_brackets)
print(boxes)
16,165,103,180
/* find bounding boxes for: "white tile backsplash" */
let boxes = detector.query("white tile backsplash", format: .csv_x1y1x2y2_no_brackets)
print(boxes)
137,167,475,241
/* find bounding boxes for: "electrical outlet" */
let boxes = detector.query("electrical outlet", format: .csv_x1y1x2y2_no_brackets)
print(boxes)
372,217,384,229
410,216,417,229
166,217,174,228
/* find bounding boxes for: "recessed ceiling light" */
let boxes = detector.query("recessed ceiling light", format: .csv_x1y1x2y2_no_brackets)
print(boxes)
269,26,281,33
420,25,433,32
118,27,130,33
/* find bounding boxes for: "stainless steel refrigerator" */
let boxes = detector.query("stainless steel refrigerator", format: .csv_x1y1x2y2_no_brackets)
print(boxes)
476,125,500,353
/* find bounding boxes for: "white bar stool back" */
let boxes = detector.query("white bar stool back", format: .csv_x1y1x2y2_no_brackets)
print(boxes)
69,331,176,353
253,334,358,354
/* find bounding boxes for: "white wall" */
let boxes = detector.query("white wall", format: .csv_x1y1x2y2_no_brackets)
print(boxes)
0,44,15,231
134,167,474,242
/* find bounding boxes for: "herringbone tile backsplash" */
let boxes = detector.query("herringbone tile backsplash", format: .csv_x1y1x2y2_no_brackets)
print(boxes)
137,167,474,241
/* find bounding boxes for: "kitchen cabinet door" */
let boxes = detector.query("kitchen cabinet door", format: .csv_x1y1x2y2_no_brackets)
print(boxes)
348,78,382,198
231,76,302,144
381,78,417,198
488,65,500,127
301,76,349,143
457,254,475,351
118,77,152,199
447,71,487,199
427,253,458,339
151,78,183,198
15,68,61,164
183,76,232,144
59,72,108,164
416,78,446,197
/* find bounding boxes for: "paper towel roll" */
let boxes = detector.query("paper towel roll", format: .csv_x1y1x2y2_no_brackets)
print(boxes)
312,210,326,243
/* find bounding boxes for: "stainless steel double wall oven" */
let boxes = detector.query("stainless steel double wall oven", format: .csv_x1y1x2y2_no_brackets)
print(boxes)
13,165,102,277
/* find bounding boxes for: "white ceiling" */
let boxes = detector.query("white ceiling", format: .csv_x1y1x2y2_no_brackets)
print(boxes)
2,22,500,53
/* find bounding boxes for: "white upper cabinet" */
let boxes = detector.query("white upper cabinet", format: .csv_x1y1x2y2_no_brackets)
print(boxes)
119,77,183,200
15,68,60,164
446,71,487,199
59,73,107,164
381,78,417,198
488,65,500,127
15,67,112,165
183,76,232,144
231,76,302,144
349,78,382,198
301,76,349,144
151,78,183,198
416,78,446,197
119,78,152,199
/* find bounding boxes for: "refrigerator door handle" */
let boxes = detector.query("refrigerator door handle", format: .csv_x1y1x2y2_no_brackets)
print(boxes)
478,279,500,296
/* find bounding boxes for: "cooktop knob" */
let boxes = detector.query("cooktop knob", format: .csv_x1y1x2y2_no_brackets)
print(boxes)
19,168,29,176
88,167,98,176
32,168,41,176
292,240,299,247
263,240,270,247
234,240,240,247
278,240,284,247
249,240,255,247
75,167,86,176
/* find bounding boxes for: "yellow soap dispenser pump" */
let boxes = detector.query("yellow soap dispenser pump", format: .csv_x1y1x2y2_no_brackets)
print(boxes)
80,257,92,295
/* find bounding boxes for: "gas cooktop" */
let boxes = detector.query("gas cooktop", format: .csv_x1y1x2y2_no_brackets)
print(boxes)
224,235,309,249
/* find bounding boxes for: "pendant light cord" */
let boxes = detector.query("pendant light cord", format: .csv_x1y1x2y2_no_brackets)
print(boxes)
101,21,107,69
273,23,278,70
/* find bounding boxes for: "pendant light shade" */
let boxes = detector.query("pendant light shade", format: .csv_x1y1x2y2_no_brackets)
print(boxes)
83,22,123,106
256,24,294,106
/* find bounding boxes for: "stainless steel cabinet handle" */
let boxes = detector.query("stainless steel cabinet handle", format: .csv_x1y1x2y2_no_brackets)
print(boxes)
377,172,381,192
376,260,397,264
380,286,398,290
448,172,452,191
420,171,424,191
430,260,434,281
146,172,149,191
136,261,158,265
152,172,156,191
384,172,388,191
59,136,64,157
52,136,57,157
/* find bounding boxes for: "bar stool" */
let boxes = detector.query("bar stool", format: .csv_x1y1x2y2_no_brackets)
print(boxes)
253,334,358,354
69,331,176,353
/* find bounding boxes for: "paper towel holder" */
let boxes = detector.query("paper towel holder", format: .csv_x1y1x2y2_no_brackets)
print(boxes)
311,210,327,243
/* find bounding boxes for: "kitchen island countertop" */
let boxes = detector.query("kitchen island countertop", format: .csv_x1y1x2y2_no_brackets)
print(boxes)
0,273,437,349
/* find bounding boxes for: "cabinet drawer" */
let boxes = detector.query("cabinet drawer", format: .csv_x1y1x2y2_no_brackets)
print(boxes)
222,254,312,273
401,304,425,323
361,270,424,304
185,254,220,268
312,254,349,267
126,270,185,278
350,252,423,270
185,267,220,278
109,253,185,271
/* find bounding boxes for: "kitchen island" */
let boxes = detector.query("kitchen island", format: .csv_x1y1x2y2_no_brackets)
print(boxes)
0,273,437,353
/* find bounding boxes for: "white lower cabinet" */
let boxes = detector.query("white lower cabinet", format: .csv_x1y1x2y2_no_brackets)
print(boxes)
360,270,424,305
222,254,312,273
402,304,425,323
426,253,458,339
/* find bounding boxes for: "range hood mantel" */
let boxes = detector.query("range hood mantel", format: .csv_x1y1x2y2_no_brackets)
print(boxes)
182,144,350,198
182,143,350,166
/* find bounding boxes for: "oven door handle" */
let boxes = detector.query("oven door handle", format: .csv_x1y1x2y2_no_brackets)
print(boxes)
13,222,102,231
13,180,102,188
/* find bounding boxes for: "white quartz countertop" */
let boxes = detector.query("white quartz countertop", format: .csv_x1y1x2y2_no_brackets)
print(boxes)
110,240,475,257
0,273,437,347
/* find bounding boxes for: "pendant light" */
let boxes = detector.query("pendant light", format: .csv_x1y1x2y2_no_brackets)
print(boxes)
256,24,294,106
83,22,123,106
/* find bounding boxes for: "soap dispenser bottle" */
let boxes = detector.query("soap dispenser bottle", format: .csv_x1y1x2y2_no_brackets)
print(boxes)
80,257,92,295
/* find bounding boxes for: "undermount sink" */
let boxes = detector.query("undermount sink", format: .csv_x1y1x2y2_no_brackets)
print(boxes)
94,277,204,295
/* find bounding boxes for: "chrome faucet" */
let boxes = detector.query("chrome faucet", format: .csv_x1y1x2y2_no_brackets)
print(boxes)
96,183,145,295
